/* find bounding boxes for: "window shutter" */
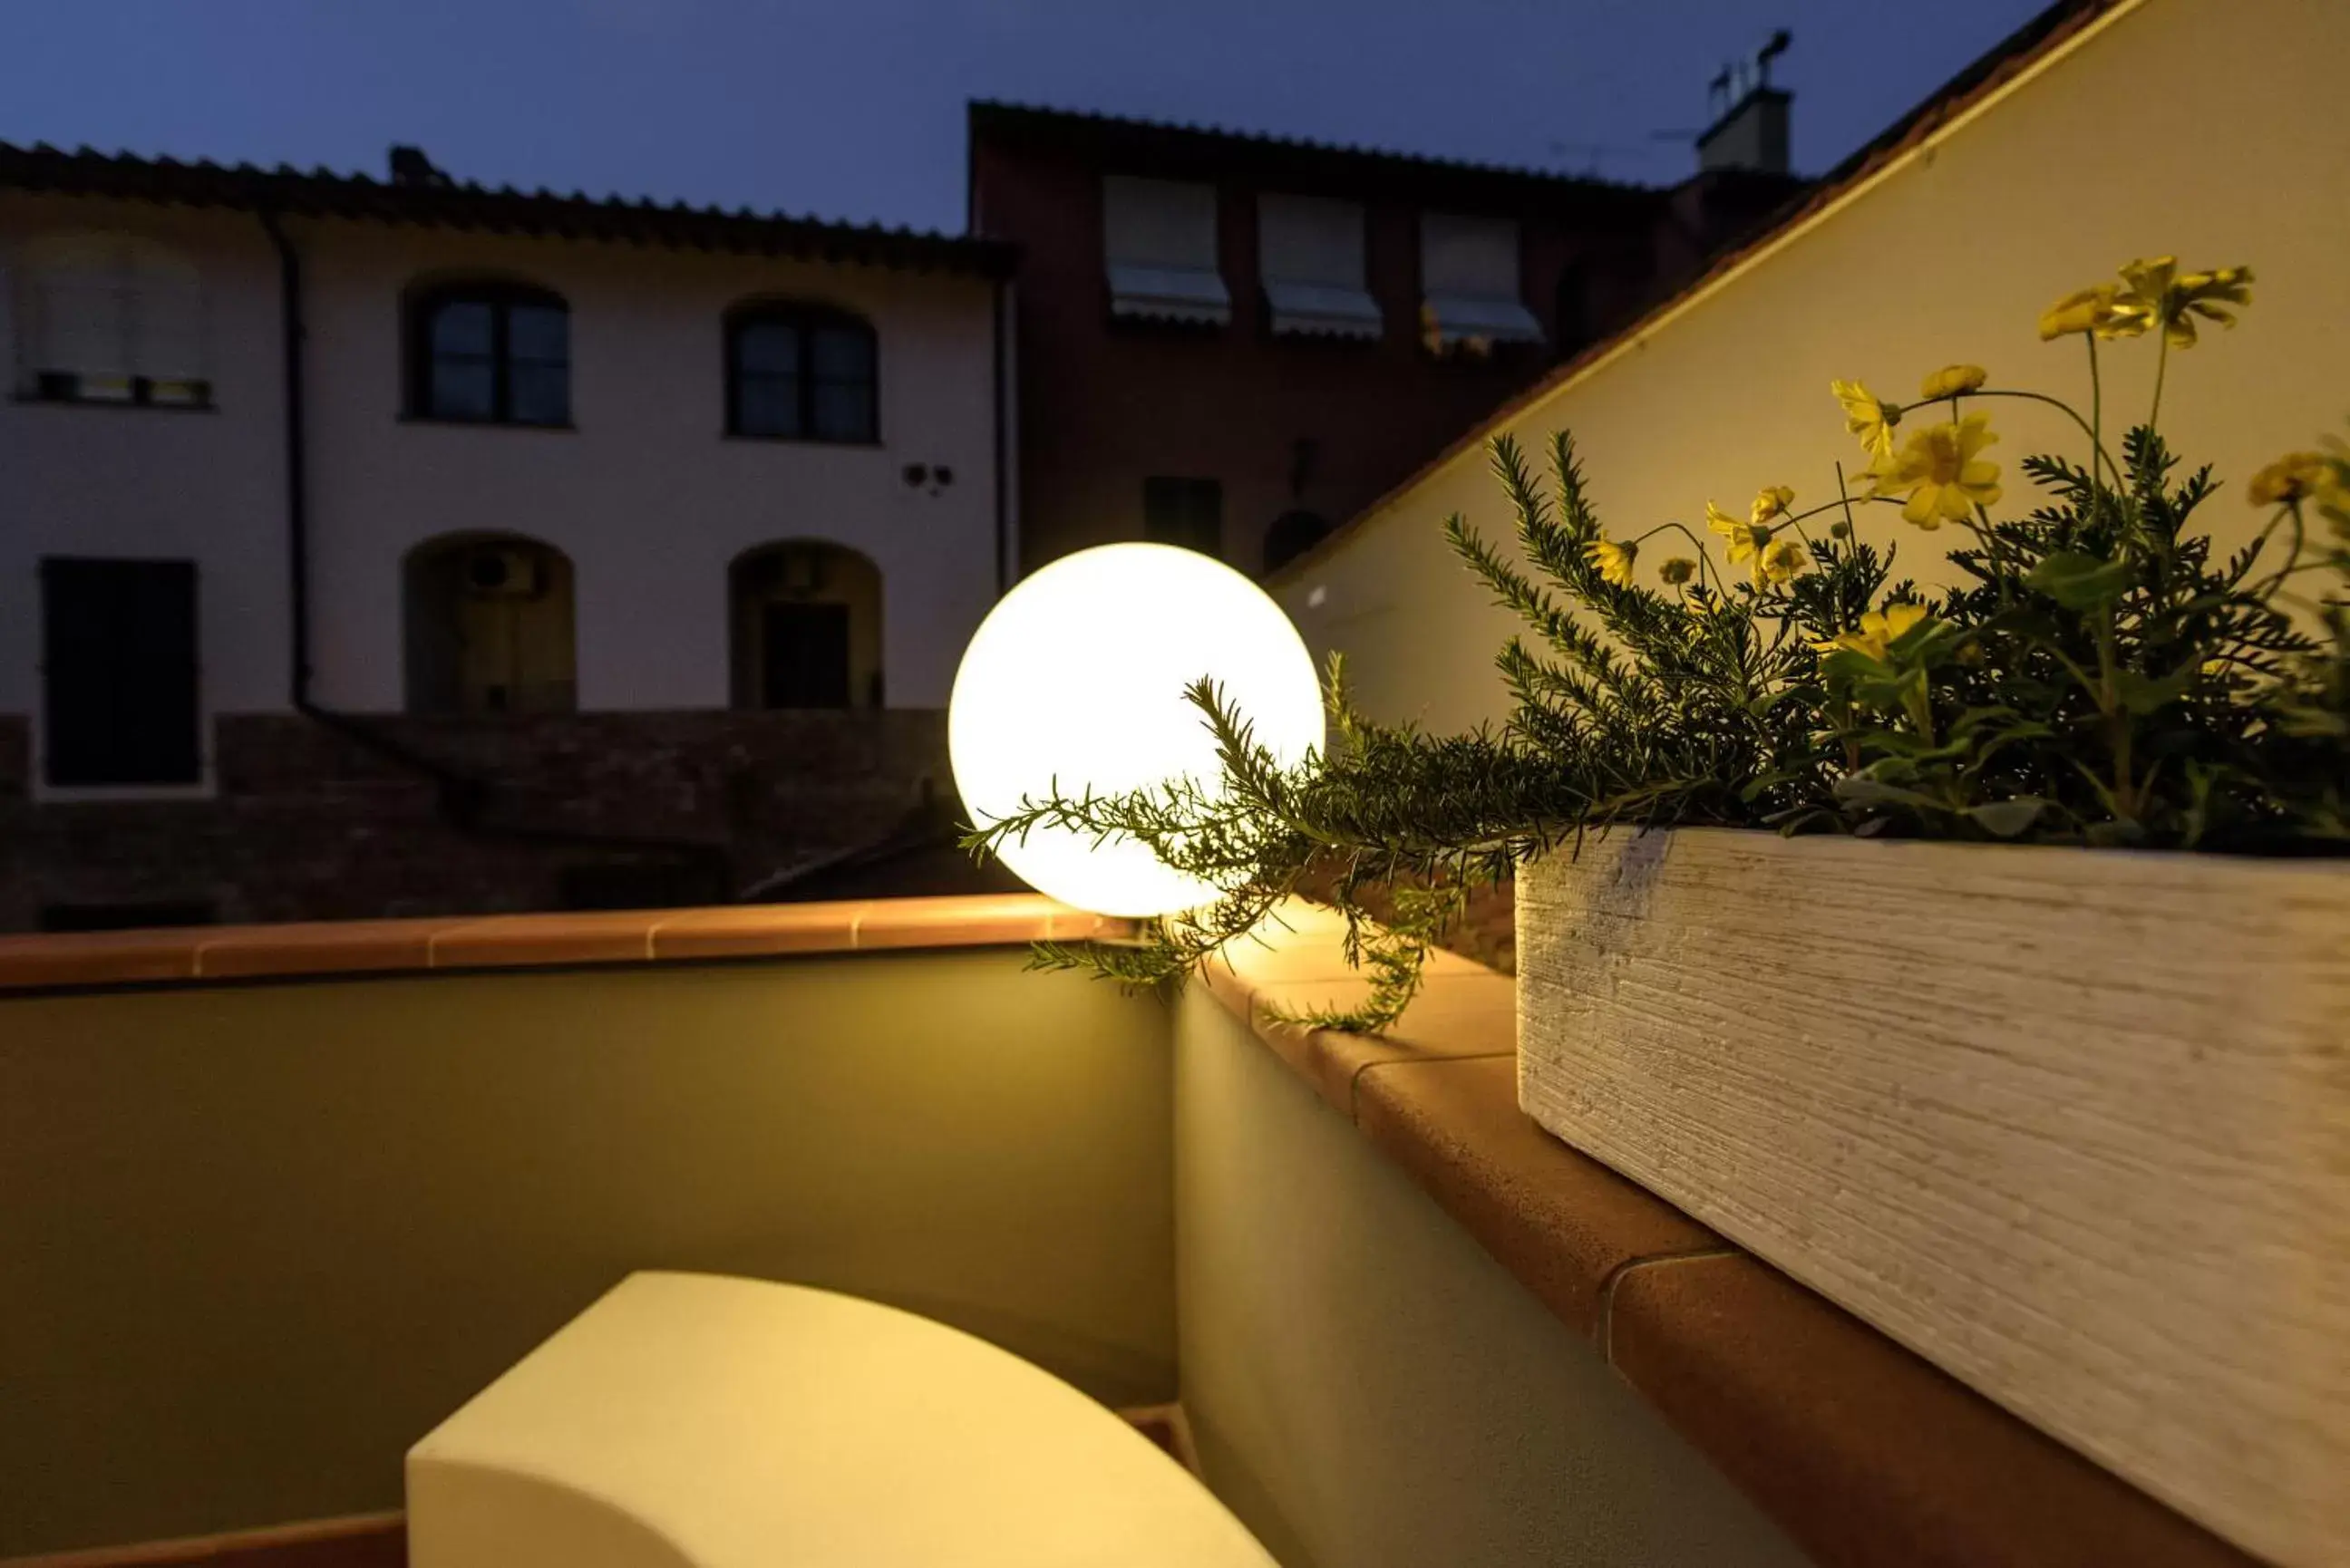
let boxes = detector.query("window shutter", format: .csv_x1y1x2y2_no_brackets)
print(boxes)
1104,177,1219,270
1258,195,1364,287
1419,212,1544,347
1420,213,1520,299
1102,178,1228,324
1258,194,1382,339
19,234,131,378
126,238,205,382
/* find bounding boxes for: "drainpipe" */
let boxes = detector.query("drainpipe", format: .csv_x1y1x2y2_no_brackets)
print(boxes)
256,209,732,893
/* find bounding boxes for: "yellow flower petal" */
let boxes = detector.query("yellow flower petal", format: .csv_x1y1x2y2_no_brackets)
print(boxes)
2248,451,2328,507
1756,537,1808,586
1751,485,1796,526
1584,537,1638,586
1919,363,1986,400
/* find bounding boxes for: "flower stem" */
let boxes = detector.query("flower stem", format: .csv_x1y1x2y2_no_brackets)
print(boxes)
2149,329,2170,436
1972,390,2124,490
2086,337,2118,537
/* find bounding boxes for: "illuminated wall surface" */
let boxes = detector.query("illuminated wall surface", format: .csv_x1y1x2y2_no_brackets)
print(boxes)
1277,0,2350,732
0,954,1174,1555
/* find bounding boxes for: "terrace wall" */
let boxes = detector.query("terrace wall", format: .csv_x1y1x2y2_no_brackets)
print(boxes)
1273,0,2350,732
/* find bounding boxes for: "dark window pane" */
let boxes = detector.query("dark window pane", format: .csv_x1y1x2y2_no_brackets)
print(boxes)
430,300,494,356
736,374,801,438
429,359,496,421
508,304,568,364
41,557,201,787
811,324,873,381
811,380,874,442
509,362,569,425
736,321,800,376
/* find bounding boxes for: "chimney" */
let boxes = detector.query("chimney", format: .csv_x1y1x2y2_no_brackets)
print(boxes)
1695,30,1792,176
387,145,450,188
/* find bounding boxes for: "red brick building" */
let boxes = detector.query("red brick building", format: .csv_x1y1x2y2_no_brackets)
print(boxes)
967,100,1803,576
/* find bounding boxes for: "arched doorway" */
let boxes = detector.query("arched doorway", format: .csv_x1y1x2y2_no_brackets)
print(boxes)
729,542,883,710
403,533,578,714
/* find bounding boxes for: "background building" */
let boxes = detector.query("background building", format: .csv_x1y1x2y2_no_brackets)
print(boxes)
0,144,1016,930
966,88,1801,576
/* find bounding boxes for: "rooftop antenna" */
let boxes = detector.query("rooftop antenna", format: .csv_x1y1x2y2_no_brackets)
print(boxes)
1709,28,1792,120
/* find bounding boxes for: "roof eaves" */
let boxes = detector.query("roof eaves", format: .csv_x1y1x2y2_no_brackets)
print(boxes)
0,141,1018,279
967,98,1653,198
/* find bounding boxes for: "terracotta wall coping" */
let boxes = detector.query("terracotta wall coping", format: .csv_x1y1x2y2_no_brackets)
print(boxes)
1199,902,2259,1568
0,895,1134,994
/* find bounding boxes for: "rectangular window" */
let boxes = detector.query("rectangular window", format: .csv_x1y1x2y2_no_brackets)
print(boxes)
809,324,878,442
733,320,803,439
40,557,201,788
1103,177,1229,325
1258,194,1382,340
18,234,213,408
426,300,498,421
726,311,876,443
1143,477,1224,559
506,303,572,426
1419,212,1545,351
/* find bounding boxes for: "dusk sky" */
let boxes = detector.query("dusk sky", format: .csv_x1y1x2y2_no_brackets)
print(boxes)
6,1,2051,232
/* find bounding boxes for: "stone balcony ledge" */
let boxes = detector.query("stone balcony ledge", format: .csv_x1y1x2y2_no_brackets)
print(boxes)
0,895,1132,992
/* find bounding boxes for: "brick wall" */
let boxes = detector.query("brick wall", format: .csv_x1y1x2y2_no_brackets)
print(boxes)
0,710,968,932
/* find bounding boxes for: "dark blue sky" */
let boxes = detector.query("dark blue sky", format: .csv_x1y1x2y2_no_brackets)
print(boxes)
8,1,2049,233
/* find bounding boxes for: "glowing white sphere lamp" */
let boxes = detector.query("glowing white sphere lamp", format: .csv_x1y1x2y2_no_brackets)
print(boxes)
950,543,1325,917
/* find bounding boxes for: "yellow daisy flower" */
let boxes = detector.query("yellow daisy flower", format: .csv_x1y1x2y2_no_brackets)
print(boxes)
1919,363,1986,400
1830,380,1898,464
1751,485,1796,527
2248,451,2329,507
1705,500,1772,567
1811,601,1931,662
2037,283,2150,342
1880,416,2003,529
1585,537,1638,586
1756,536,1809,586
1657,556,1696,586
2118,256,2254,349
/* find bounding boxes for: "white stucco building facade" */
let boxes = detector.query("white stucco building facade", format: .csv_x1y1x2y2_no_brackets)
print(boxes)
0,145,1016,795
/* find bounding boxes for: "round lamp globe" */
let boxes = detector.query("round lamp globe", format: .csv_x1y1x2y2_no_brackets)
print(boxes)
948,543,1325,917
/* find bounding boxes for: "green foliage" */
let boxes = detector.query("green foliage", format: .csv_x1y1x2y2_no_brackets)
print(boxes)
966,268,2350,1031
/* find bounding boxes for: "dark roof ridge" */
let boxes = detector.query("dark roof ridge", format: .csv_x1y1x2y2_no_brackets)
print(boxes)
968,98,1655,195
0,140,1017,277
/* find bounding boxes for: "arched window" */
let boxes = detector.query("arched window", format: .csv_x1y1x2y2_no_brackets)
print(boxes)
12,232,208,406
403,534,578,715
729,542,882,710
407,281,570,426
1262,509,1332,574
724,303,877,443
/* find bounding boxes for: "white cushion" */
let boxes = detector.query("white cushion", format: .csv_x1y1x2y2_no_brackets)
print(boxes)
407,1272,1277,1568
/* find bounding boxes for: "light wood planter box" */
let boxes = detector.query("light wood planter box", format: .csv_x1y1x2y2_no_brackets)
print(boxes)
1517,828,2349,1568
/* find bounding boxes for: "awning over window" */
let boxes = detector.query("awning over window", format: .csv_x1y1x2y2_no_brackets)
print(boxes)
1420,291,1546,346
1420,210,1543,347
1105,176,1229,324
1107,262,1232,324
1264,279,1383,339
1259,193,1380,339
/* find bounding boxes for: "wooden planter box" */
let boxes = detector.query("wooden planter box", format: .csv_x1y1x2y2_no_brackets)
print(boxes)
1517,828,2349,1568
